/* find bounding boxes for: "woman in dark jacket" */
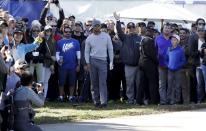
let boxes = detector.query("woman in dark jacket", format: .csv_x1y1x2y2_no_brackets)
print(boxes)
41,25,56,98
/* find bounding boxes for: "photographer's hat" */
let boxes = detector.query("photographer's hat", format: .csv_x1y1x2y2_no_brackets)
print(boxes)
14,59,28,69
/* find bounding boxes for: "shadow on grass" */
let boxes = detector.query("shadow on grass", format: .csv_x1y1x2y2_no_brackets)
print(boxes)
40,122,139,131
44,102,206,112
35,102,206,124
40,122,180,131
36,116,75,124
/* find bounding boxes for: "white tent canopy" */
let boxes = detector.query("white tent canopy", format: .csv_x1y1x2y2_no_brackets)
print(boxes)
114,3,201,23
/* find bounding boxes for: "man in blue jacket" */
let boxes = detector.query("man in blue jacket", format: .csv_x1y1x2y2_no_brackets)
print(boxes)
166,34,186,105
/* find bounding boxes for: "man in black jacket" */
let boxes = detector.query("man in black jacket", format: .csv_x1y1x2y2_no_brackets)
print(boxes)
114,12,141,104
137,27,159,105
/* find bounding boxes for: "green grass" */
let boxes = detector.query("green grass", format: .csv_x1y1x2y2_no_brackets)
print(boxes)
35,102,206,124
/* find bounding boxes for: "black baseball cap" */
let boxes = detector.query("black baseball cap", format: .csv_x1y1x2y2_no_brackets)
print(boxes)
68,15,75,20
101,23,107,29
14,28,24,34
0,20,8,27
147,21,155,25
138,22,146,27
75,21,83,27
127,22,135,28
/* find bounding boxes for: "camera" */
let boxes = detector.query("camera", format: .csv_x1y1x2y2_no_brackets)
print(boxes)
32,82,42,88
32,82,43,93
51,0,59,5
5,45,8,50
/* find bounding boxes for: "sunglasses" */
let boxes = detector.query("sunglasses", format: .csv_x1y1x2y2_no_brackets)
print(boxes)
64,31,72,34
20,67,25,70
51,25,57,28
198,29,205,32
198,22,205,26
32,30,40,32
45,29,52,32
47,17,53,21
86,24,92,27
127,26,135,29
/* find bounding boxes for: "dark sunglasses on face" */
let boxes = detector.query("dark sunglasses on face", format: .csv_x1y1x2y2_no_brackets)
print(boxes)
47,17,53,21
86,24,92,27
51,25,57,28
45,29,52,32
198,29,205,32
127,26,135,29
32,30,40,32
198,22,205,26
64,31,72,34
20,67,25,70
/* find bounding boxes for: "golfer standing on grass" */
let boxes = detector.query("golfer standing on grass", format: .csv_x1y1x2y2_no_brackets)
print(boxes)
85,19,114,108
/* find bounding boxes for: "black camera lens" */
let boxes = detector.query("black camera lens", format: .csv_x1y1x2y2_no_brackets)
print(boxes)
54,0,59,5
5,45,8,50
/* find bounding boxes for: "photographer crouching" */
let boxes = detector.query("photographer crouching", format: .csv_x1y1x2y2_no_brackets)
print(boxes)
14,71,45,131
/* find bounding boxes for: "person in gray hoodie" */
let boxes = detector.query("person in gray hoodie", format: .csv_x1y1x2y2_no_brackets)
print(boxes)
85,19,114,108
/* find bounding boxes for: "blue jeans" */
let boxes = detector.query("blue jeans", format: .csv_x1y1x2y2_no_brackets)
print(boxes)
167,70,181,104
196,66,205,102
159,67,168,104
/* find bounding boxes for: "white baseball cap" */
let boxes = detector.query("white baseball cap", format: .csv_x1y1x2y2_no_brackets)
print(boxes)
171,34,180,42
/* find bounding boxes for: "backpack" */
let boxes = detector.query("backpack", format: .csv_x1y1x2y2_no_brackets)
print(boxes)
1,81,20,131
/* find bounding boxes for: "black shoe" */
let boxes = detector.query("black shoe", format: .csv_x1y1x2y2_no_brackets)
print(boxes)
94,103,100,108
57,97,64,102
99,104,107,108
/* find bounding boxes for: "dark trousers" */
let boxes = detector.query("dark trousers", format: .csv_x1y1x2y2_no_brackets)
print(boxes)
180,68,191,104
137,64,159,104
76,65,85,96
108,63,126,101
47,62,59,101
190,67,197,103
79,71,92,102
